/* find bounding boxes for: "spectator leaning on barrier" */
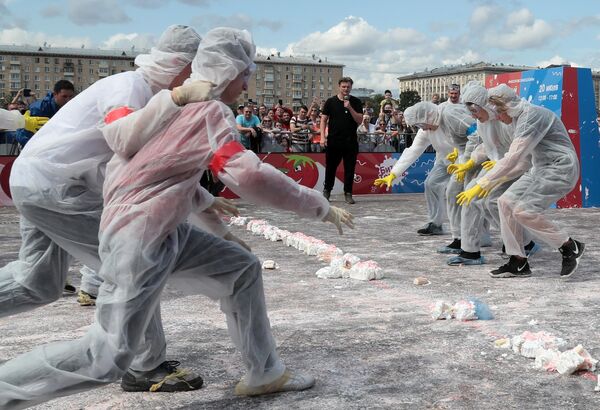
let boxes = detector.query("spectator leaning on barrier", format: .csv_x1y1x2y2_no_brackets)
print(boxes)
236,105,262,152
431,93,440,104
290,105,312,152
15,80,74,147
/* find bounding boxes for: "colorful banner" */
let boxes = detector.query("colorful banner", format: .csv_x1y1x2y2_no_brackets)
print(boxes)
485,66,600,208
0,156,15,206
221,152,434,197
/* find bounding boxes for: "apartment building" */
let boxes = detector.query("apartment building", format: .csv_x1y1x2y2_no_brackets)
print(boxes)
0,44,139,101
245,54,344,109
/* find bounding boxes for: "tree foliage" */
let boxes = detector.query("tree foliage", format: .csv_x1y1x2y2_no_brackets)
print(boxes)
398,90,421,111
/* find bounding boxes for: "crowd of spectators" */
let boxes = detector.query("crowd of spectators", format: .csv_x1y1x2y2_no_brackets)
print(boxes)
233,90,418,154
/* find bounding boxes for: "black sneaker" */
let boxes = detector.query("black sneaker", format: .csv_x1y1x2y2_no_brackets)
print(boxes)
323,189,331,201
417,222,444,236
559,238,585,278
63,283,76,294
121,360,203,392
344,192,355,204
489,256,531,278
437,238,462,254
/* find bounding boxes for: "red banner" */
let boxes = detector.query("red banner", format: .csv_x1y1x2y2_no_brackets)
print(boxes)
0,156,15,206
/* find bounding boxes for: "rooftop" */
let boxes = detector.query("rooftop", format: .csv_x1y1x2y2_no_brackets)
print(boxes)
398,61,538,80
255,53,343,67
0,44,143,58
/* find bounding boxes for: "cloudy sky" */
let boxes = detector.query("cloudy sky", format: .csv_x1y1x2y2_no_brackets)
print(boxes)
1,0,599,92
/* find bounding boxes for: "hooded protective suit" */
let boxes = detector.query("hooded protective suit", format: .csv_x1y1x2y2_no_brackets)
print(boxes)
458,82,531,253
0,25,200,384
478,84,579,256
401,102,477,236
0,109,26,130
0,27,330,409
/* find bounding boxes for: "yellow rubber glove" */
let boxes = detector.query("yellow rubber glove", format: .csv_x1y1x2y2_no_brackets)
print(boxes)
447,159,475,175
23,111,49,133
482,160,496,171
446,147,459,163
373,172,397,189
455,171,466,182
456,184,489,206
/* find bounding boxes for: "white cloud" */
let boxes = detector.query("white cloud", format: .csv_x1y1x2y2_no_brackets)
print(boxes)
0,27,93,48
470,4,498,28
536,55,580,68
506,8,534,28
441,50,482,66
67,0,130,26
100,32,156,50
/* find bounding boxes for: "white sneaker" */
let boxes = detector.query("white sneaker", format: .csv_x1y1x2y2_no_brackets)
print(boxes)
234,370,315,396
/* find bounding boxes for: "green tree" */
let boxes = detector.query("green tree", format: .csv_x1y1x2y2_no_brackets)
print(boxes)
398,90,422,111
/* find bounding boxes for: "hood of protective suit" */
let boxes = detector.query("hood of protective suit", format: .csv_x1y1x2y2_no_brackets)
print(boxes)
404,101,440,127
488,83,526,118
135,25,201,94
461,81,497,121
189,27,256,98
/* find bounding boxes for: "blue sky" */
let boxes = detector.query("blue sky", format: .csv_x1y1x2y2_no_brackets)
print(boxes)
1,0,599,91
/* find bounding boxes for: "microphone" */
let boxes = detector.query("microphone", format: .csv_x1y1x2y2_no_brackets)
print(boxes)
343,95,349,101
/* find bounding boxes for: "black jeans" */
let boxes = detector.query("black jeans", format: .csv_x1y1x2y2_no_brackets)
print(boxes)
324,140,358,194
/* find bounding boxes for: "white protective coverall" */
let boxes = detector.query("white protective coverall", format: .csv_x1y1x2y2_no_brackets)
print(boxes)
0,109,26,130
402,102,478,236
478,84,579,257
459,82,531,253
0,28,331,409
0,25,200,375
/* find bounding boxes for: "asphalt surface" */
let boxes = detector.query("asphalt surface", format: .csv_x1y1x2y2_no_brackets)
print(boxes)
0,194,599,409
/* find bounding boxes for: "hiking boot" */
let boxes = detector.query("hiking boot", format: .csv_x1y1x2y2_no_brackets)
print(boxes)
524,241,541,258
437,238,462,254
489,256,531,278
234,370,315,396
63,283,76,294
447,251,485,266
322,189,331,201
417,222,444,236
121,360,203,392
559,238,585,278
344,193,355,204
77,290,96,307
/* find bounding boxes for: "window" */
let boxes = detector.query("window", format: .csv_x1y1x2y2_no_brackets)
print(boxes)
24,66,29,72
34,75,39,81
10,73,19,79
10,56,18,62
44,58,50,64
89,69,94,74
35,57,40,63
0,74,3,80
54,66,59,73
10,82,20,89
65,58,72,63
34,83,40,90
44,67,50,72
0,56,4,61
54,58,59,64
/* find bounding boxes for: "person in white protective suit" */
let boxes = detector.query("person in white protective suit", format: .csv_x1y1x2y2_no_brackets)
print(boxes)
374,101,479,246
0,27,354,408
0,25,224,395
0,109,48,133
447,82,537,266
456,83,585,278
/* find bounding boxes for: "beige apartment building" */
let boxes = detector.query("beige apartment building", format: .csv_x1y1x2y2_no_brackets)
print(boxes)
398,61,600,110
244,54,344,110
0,44,139,101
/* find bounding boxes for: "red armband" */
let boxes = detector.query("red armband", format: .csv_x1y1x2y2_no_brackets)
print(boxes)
104,106,134,124
209,141,246,175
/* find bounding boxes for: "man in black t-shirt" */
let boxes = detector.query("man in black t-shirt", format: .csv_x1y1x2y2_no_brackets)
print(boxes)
320,77,363,204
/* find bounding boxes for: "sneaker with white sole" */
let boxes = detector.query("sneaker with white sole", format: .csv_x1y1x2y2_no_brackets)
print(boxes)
489,256,531,278
121,360,203,392
234,370,315,396
559,238,585,278
63,283,76,295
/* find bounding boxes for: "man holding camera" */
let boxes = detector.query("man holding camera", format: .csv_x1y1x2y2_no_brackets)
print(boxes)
320,77,363,204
